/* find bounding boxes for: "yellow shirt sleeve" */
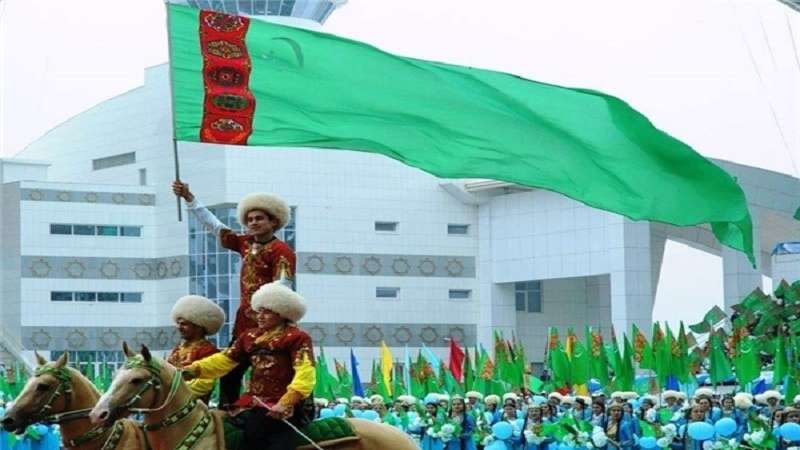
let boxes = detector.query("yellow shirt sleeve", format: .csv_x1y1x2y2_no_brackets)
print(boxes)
187,378,216,399
277,353,316,407
187,351,238,380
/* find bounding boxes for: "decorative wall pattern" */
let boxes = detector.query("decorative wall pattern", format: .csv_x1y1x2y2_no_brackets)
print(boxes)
22,256,188,280
21,188,155,206
297,252,475,278
23,326,180,351
22,323,475,351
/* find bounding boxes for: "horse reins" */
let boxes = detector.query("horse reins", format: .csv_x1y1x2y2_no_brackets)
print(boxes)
30,366,117,448
121,356,211,450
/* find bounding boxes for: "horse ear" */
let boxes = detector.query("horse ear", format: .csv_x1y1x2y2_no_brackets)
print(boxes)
122,341,135,358
54,352,68,369
141,345,152,362
34,351,47,367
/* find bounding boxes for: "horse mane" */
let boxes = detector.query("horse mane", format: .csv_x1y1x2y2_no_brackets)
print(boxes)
63,365,102,398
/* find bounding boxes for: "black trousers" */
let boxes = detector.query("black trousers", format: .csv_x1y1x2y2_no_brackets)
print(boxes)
219,362,249,408
242,407,295,450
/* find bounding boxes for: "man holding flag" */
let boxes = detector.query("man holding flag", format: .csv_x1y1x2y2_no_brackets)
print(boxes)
172,181,296,409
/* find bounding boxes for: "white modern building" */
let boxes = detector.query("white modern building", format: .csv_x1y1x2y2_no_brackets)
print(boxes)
1,0,799,376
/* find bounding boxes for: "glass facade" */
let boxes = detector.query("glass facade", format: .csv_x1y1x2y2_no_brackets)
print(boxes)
514,281,542,313
188,204,296,347
52,350,127,372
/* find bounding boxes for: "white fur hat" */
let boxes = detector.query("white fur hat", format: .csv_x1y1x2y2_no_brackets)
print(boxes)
251,281,306,322
762,390,783,401
314,398,329,407
465,391,484,400
171,295,226,335
397,395,417,406
484,394,500,405
503,392,519,402
337,397,350,405
662,390,682,401
369,394,384,404
548,392,564,401
693,388,715,399
622,392,639,400
794,395,800,404
610,391,624,400
437,394,451,403
237,192,290,230
560,396,575,405
349,396,362,404
734,393,753,410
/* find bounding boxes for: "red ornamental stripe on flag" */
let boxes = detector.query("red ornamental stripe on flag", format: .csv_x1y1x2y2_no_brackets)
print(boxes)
198,10,255,144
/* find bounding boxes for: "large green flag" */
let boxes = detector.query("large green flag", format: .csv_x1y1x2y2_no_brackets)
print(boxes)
334,359,353,399
733,336,761,386
708,331,733,384
632,324,654,370
675,322,691,384
168,4,754,262
570,333,592,386
463,348,475,393
773,335,789,382
587,327,609,387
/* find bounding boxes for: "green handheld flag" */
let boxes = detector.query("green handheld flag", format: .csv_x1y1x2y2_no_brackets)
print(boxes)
168,4,754,263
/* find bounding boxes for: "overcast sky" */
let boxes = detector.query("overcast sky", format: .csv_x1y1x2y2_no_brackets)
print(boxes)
0,0,798,326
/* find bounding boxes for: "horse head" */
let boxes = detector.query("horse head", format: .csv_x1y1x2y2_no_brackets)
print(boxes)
90,342,180,426
1,351,98,434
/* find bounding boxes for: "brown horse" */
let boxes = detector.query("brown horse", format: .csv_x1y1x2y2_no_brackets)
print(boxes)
1,352,146,450
90,343,419,450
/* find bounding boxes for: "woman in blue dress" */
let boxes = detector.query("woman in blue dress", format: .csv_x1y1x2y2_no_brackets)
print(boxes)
572,398,591,421
604,404,636,450
718,395,746,439
673,406,713,450
445,396,476,450
420,397,445,450
590,401,606,428
520,406,552,450
776,407,800,450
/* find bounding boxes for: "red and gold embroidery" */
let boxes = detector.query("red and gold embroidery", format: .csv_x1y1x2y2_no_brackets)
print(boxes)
198,10,255,145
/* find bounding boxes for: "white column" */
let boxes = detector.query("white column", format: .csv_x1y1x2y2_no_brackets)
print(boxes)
476,202,516,349
609,219,655,336
722,216,762,312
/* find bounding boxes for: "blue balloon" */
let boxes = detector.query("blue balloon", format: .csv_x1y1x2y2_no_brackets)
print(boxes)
333,404,348,416
362,410,379,421
714,417,737,437
557,443,574,450
780,423,800,441
638,436,657,449
319,408,334,419
483,441,507,450
687,422,715,441
491,421,513,440
352,410,363,418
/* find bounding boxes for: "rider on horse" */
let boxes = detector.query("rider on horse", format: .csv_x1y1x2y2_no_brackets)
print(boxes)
172,181,297,409
182,281,315,450
167,295,224,404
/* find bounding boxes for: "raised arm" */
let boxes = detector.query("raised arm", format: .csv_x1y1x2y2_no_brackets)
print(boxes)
172,181,229,236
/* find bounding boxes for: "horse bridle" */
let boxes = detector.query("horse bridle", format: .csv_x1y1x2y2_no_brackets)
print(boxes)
120,356,212,450
29,366,116,448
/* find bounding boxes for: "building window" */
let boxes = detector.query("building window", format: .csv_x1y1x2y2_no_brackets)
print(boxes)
447,224,470,235
120,226,142,237
50,291,142,303
50,224,72,235
139,168,147,186
374,221,398,233
98,292,119,302
50,224,142,237
188,204,297,347
73,225,95,235
92,152,136,171
51,292,73,301
376,287,400,299
96,226,118,236
449,289,471,300
514,281,542,313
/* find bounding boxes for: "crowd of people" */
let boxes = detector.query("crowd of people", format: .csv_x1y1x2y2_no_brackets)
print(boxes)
308,388,800,449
